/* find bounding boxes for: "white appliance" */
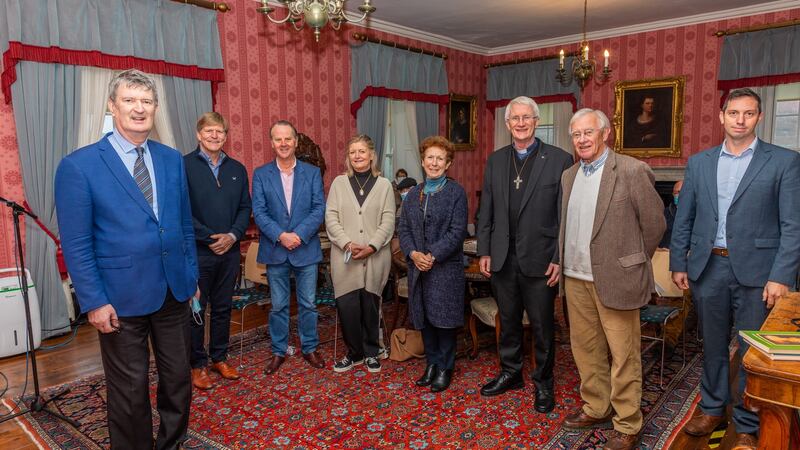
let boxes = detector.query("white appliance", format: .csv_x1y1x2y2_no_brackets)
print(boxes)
0,268,41,358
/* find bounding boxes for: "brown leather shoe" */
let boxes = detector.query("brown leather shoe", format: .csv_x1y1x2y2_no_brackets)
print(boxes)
211,361,241,380
731,432,757,450
191,368,214,390
682,411,725,436
603,431,638,450
562,407,613,430
302,350,325,369
264,355,286,375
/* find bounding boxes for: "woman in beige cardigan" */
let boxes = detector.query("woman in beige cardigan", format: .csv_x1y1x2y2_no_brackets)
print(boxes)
325,135,395,373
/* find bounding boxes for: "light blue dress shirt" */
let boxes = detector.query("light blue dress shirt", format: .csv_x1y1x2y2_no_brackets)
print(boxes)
198,149,227,180
109,129,159,218
579,147,610,177
714,138,757,248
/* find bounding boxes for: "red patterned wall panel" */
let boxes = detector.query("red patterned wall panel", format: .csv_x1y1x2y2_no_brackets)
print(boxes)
0,101,25,268
484,9,800,167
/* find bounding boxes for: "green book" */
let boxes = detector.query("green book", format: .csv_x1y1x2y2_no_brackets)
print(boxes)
739,330,800,359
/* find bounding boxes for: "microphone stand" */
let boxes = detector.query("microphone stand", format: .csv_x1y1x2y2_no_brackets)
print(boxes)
0,196,79,427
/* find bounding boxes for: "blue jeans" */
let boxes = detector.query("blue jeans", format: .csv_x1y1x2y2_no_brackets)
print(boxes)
266,262,319,356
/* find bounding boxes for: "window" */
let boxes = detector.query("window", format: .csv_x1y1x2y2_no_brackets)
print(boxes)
535,103,554,145
102,112,114,135
382,100,423,183
773,83,800,151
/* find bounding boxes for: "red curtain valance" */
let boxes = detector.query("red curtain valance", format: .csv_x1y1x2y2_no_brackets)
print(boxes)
486,94,578,112
350,86,449,117
2,41,225,104
717,73,800,108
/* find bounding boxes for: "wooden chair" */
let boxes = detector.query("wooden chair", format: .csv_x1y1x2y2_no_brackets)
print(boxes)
390,274,409,333
468,297,534,369
232,242,271,367
640,249,687,386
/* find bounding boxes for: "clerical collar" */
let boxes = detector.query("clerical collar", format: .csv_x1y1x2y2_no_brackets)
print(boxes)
513,138,539,160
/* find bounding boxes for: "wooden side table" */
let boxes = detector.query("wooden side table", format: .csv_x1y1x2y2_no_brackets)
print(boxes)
742,293,800,449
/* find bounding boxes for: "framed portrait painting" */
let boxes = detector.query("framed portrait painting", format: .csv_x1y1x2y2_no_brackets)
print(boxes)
612,76,685,158
448,94,477,150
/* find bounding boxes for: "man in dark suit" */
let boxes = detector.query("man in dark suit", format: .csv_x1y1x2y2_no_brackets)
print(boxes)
55,69,199,450
252,120,326,374
476,96,573,412
671,88,800,449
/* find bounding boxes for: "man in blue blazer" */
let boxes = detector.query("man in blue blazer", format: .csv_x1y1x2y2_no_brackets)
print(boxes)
670,88,800,449
55,70,199,450
252,120,326,374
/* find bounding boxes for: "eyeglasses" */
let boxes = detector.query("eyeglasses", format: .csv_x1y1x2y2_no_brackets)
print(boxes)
507,115,538,124
571,129,598,140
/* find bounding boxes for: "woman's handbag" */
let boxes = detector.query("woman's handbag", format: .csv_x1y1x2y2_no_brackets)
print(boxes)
388,328,424,361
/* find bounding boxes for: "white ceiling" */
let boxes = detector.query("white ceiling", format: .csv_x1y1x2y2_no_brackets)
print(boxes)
341,0,800,54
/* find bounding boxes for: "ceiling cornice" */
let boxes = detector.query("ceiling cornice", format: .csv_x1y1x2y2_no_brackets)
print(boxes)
352,0,800,56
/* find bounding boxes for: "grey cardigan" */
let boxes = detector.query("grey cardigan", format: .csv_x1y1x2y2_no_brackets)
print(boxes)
325,174,395,298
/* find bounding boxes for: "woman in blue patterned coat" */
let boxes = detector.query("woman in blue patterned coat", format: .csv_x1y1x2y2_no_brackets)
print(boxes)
398,136,468,392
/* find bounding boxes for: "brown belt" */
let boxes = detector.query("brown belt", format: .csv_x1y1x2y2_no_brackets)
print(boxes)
711,247,729,257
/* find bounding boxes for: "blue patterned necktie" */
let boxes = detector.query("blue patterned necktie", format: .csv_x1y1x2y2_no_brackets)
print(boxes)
134,147,153,207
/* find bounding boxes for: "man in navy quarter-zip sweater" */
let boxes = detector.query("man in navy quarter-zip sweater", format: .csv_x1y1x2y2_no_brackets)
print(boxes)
184,112,252,390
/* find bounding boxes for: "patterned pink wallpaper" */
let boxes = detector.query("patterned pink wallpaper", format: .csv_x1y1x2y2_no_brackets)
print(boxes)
484,8,800,167
0,7,797,267
214,7,489,219
0,101,25,268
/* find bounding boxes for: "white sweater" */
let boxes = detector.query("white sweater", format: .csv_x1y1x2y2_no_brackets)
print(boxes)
563,165,604,281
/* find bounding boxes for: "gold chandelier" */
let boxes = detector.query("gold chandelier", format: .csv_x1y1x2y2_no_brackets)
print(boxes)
256,0,376,42
556,0,611,89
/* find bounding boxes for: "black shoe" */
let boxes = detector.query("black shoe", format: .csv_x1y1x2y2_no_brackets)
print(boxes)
480,371,524,397
333,355,364,373
534,389,555,413
365,357,381,373
415,364,437,386
430,368,453,393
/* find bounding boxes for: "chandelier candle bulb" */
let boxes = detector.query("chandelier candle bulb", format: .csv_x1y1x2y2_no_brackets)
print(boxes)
604,50,609,68
257,0,376,42
559,49,565,69
583,45,589,60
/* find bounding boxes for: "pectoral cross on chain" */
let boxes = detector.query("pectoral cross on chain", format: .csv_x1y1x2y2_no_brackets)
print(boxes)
513,175,523,190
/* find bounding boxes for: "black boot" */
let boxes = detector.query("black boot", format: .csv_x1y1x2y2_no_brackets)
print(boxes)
415,364,437,386
430,368,453,393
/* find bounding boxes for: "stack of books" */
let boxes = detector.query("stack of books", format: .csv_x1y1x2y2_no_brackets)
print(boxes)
739,330,800,361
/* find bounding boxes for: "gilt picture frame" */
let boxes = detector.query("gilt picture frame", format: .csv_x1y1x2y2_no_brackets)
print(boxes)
613,76,685,158
448,94,477,151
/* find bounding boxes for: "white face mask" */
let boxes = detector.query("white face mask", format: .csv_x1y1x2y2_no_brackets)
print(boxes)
395,176,406,184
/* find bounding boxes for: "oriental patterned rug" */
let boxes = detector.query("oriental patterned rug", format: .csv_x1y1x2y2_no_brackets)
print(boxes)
4,304,702,449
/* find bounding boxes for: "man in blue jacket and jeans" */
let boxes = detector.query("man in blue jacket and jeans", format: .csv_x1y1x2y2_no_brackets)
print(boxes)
252,120,326,374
